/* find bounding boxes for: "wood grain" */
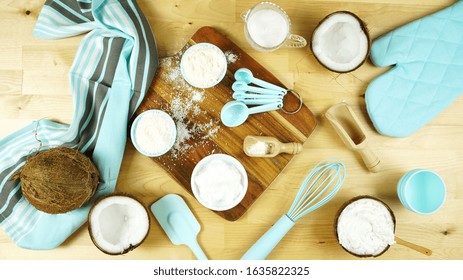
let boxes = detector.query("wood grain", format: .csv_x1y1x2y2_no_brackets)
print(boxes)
135,26,317,221
1,0,463,260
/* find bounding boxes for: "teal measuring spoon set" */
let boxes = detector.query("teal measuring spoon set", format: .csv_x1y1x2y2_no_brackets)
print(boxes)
221,68,302,127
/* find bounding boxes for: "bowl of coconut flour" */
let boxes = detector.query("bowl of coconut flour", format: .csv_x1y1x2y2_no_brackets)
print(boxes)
180,43,227,89
335,196,396,257
131,110,177,157
191,154,248,211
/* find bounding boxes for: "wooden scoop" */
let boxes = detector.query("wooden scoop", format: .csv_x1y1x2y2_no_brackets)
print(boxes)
394,236,432,256
243,136,302,157
325,102,381,173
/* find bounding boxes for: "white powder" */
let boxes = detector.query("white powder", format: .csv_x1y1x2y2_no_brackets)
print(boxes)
181,44,227,88
194,159,244,210
337,198,396,256
247,141,269,155
247,9,289,48
135,111,175,155
158,54,220,159
224,50,239,64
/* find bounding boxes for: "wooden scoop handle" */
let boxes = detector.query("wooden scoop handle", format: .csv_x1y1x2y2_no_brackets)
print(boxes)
358,147,381,173
395,236,432,256
279,142,303,155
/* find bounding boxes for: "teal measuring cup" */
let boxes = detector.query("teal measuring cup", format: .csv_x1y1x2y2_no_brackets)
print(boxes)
220,100,282,127
397,169,446,215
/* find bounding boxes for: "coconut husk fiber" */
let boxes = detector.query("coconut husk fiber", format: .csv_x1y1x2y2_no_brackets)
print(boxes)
16,146,100,214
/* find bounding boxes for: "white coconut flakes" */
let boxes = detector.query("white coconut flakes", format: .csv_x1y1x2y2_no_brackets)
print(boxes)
337,198,395,256
312,13,369,72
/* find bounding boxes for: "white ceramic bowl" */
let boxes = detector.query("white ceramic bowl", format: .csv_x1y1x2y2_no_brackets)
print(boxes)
130,110,177,157
180,43,227,89
191,154,248,211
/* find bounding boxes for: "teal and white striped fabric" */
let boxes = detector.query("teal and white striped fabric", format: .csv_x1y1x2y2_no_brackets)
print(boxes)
0,0,157,249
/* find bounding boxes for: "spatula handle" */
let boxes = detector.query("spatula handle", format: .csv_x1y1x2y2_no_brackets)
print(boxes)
241,214,295,260
189,239,208,260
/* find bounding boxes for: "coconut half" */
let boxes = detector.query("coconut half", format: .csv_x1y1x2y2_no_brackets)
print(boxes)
88,194,150,255
311,11,370,73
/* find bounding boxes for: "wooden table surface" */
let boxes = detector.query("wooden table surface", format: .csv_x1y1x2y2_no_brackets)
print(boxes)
1,0,462,260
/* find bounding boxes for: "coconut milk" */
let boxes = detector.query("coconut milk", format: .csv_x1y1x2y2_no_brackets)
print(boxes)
246,9,289,48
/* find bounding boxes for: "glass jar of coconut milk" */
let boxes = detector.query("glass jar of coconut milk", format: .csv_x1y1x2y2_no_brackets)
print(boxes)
241,2,307,52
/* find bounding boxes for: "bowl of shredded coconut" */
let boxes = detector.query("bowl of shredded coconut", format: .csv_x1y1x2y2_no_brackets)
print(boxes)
180,43,228,89
131,110,177,157
191,154,248,211
335,195,396,257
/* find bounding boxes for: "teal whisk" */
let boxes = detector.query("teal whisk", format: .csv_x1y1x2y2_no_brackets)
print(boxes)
241,159,346,260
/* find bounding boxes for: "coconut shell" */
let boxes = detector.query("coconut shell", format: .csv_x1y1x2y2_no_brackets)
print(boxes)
334,195,396,258
310,11,371,73
88,193,150,255
17,146,99,214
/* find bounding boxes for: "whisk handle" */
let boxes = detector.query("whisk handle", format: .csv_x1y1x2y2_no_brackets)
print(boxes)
241,215,295,260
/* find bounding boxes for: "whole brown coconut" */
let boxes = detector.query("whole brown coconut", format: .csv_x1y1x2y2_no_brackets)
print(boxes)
16,147,100,214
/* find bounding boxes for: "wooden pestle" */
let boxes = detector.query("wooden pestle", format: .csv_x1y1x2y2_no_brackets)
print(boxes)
243,136,302,157
325,102,381,173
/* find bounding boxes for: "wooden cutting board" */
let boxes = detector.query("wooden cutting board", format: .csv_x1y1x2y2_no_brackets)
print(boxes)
135,26,317,221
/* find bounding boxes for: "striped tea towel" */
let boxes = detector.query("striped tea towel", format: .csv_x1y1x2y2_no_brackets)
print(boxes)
0,0,158,249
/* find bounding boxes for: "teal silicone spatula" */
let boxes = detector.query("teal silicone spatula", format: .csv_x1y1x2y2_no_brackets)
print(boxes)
151,194,208,260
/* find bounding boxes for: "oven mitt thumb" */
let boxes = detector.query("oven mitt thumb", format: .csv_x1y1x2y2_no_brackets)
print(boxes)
365,0,463,137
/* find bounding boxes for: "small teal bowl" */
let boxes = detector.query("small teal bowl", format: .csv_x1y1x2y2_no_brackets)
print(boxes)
180,43,227,89
397,169,446,215
130,110,177,157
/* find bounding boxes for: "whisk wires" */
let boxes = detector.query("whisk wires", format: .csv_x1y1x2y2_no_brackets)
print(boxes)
287,160,346,221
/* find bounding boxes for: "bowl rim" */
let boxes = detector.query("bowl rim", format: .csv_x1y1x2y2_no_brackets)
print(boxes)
190,153,248,211
130,109,177,157
180,42,228,89
334,195,396,258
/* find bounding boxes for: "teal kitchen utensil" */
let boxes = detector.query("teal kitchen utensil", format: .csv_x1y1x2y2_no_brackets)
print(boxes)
220,100,283,127
232,91,283,105
234,68,287,93
232,91,283,100
150,194,208,260
241,159,346,260
232,81,284,96
397,169,446,215
236,98,282,105
235,98,283,105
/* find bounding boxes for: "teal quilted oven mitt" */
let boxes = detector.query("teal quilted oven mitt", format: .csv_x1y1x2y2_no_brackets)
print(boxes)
366,0,463,137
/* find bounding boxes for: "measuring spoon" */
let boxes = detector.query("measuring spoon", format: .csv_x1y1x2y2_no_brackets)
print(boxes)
232,91,283,100
236,98,282,105
232,81,284,96
220,100,282,127
235,68,287,93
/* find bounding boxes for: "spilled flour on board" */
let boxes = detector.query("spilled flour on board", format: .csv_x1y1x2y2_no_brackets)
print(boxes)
158,53,222,160
224,50,239,64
